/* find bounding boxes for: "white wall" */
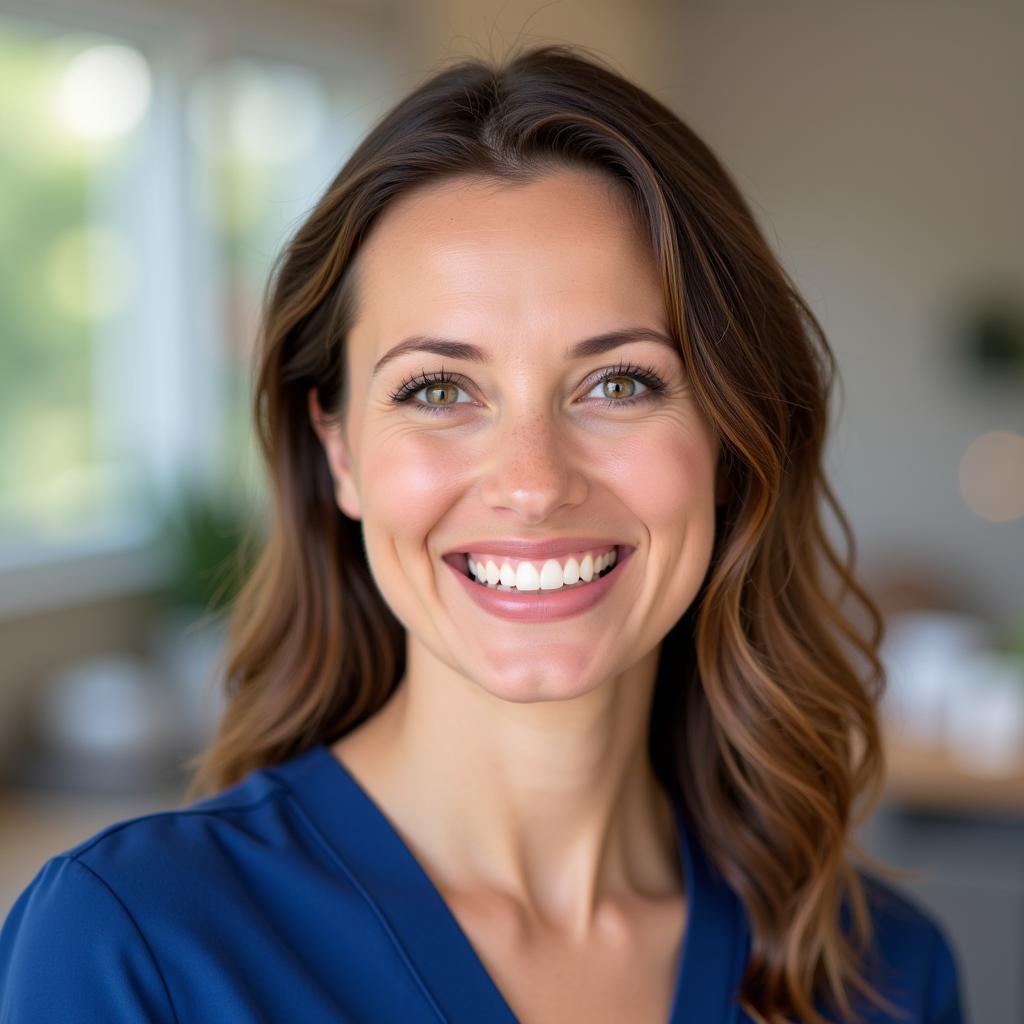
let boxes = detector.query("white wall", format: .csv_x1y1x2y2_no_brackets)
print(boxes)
665,0,1023,627
396,0,675,95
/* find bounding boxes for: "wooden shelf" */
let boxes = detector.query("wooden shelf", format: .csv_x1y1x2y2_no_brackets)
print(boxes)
881,723,1024,816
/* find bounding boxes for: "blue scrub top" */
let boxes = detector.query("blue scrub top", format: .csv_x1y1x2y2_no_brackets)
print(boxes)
0,741,966,1022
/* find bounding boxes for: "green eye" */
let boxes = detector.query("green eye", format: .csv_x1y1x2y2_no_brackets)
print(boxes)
388,361,668,416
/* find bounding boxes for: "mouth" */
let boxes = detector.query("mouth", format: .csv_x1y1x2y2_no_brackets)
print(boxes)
441,544,632,592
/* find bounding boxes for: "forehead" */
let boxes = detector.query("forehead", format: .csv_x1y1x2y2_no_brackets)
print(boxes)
351,167,667,356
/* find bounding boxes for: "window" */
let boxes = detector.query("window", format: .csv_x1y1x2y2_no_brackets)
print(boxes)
0,21,159,552
0,8,395,613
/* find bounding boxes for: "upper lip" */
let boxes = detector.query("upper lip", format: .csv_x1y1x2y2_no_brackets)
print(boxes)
442,537,633,560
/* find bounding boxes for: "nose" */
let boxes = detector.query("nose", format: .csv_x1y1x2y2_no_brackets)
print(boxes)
478,413,588,522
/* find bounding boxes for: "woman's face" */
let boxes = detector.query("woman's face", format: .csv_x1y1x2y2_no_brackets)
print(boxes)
310,166,723,703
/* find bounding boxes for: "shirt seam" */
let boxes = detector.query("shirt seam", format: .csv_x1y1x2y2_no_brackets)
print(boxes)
64,856,181,1024
268,785,451,1024
69,786,288,859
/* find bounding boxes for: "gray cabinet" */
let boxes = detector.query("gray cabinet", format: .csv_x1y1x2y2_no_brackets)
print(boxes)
856,802,1024,1023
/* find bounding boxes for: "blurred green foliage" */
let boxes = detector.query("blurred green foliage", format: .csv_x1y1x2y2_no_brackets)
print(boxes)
0,27,95,506
149,479,261,617
954,289,1024,384
1003,611,1024,658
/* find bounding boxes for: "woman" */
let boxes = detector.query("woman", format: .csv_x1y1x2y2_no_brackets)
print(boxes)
0,43,965,1024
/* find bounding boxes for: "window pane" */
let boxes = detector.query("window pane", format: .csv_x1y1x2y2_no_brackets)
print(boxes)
186,57,335,517
0,20,154,552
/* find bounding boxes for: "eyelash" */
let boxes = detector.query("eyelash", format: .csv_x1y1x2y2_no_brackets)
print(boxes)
386,360,669,417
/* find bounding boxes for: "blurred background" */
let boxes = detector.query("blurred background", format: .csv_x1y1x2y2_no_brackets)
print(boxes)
0,0,1021,1019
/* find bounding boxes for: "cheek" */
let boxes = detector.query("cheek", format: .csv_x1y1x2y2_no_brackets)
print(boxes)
355,435,465,629
603,422,718,528
358,417,718,558
610,423,719,615
362,434,464,543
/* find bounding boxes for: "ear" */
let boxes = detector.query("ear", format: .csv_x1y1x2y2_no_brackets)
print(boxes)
308,387,362,521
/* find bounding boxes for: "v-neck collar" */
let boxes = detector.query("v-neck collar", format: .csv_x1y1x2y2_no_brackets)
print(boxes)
267,741,751,1024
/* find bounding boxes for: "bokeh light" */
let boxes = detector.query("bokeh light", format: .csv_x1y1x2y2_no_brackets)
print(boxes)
186,60,326,164
958,431,1024,523
52,42,151,143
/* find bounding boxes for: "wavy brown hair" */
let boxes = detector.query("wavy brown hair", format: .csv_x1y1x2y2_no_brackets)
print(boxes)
183,42,911,1024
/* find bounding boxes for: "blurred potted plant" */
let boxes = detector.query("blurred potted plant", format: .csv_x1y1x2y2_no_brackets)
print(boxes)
949,286,1024,385
146,479,262,750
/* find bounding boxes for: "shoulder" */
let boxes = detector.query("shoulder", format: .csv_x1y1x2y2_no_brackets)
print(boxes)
0,851,178,1021
0,769,311,1023
842,869,966,1023
56,766,293,875
8,767,290,900
7,756,334,915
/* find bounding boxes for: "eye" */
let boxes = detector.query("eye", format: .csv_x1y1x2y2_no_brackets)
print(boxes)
584,361,667,407
386,360,670,416
386,364,476,416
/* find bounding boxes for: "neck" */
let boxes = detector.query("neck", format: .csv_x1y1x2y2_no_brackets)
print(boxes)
331,640,682,937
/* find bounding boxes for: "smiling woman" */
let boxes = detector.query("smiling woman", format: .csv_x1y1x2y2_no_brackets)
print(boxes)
0,42,964,1024
306,164,722,662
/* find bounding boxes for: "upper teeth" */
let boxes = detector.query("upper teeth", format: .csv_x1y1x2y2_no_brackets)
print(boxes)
466,547,618,590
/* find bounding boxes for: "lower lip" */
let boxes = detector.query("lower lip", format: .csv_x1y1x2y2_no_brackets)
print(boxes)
443,547,635,623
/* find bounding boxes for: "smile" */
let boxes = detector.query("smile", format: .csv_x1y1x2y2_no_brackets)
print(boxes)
463,545,619,592
442,545,635,623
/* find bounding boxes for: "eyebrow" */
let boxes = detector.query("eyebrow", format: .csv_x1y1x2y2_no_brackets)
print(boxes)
371,326,680,377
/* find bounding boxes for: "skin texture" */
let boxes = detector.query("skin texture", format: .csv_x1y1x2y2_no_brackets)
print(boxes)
308,168,724,965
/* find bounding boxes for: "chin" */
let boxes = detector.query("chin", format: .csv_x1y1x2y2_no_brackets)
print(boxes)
464,659,612,705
